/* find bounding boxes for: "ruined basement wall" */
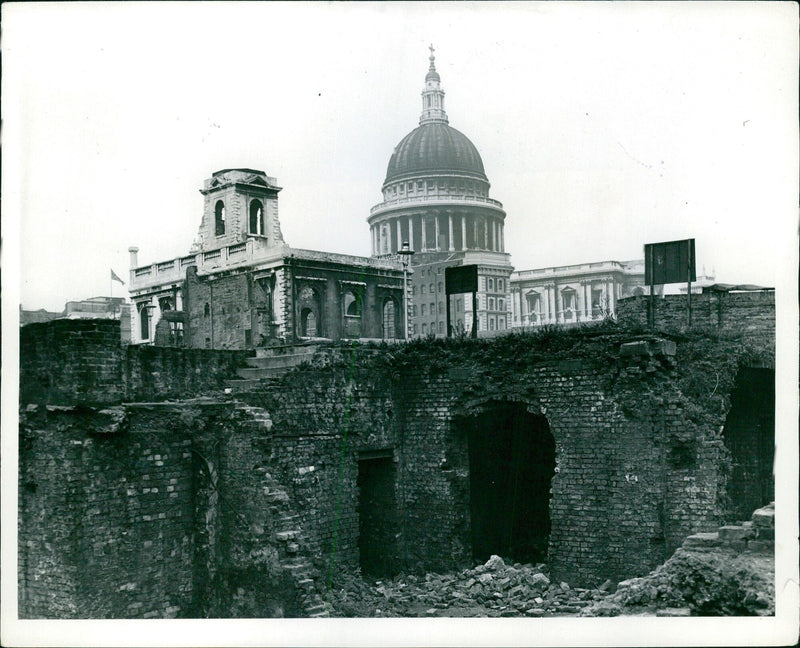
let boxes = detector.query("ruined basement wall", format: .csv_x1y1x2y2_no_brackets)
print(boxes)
18,405,200,618
616,290,775,349
20,319,125,406
386,332,755,587
237,359,397,574
124,345,246,402
18,402,308,619
19,319,246,406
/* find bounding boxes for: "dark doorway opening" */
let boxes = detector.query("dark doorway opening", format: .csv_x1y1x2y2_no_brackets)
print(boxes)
462,401,555,564
357,455,397,577
722,367,774,522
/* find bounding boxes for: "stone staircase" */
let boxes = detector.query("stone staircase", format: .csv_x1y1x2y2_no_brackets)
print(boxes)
681,501,775,553
236,404,332,617
227,345,320,392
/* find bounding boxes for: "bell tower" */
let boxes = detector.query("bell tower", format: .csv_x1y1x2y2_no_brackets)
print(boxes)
196,168,285,251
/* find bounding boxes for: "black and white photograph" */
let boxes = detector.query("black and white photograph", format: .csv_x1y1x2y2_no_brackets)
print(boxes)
2,2,798,646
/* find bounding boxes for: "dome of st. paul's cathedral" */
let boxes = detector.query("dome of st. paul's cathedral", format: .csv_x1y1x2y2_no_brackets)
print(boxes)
384,122,487,187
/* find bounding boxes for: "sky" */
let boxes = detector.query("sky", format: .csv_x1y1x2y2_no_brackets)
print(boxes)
4,2,798,312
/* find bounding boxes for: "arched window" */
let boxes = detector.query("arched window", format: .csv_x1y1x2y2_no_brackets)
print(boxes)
215,201,226,236
343,290,362,338
139,304,150,340
382,300,396,339
344,291,361,317
204,303,210,318
250,200,264,235
301,308,317,337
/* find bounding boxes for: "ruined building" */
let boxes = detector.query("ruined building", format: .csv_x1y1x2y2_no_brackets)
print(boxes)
129,169,405,348
368,47,514,337
18,289,775,618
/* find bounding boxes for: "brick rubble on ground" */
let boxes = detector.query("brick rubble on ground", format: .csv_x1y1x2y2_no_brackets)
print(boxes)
327,555,614,617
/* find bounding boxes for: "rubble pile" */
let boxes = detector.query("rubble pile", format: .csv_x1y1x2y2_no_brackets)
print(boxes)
582,503,775,617
327,555,616,617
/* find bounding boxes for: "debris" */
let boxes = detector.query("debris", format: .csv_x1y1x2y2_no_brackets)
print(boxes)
484,554,506,571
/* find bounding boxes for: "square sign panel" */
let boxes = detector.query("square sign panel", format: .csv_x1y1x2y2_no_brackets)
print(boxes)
445,265,478,295
645,239,696,285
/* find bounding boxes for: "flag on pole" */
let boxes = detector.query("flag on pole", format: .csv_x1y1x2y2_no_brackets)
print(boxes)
110,269,125,285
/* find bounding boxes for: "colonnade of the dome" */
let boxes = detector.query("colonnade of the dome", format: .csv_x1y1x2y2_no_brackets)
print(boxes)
370,209,505,256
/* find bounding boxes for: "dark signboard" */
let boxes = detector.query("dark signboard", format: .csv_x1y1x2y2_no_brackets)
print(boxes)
645,239,696,285
445,265,478,295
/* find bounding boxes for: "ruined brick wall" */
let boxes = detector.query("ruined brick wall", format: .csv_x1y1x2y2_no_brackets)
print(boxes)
616,291,775,348
386,332,764,586
20,319,245,406
19,322,773,616
18,402,309,619
184,267,252,350
124,345,246,402
20,319,125,406
18,405,198,618
238,356,397,575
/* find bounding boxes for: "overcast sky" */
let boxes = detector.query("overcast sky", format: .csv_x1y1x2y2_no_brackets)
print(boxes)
4,2,797,311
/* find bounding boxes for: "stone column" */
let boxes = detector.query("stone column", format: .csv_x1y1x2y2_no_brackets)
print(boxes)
584,283,592,321
500,223,505,252
493,221,498,251
408,216,414,251
448,212,454,251
396,219,402,253
607,279,615,316
484,219,489,250
461,214,468,251
421,215,427,251
542,286,549,323
434,212,440,250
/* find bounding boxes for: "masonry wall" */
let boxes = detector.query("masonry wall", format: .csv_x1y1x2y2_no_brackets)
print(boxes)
18,405,199,617
388,341,735,586
19,319,245,406
616,290,775,343
18,305,775,615
18,402,318,618
20,319,125,406
237,355,397,574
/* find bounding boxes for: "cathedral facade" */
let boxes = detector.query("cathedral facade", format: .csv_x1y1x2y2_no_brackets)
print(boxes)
368,48,513,337
129,169,404,348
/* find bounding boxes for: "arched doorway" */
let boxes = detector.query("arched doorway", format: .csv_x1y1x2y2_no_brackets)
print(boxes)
456,401,555,564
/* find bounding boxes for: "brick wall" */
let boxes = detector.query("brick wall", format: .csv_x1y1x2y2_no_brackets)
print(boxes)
20,319,125,406
124,345,246,402
19,322,773,616
616,290,775,350
19,405,199,617
20,319,245,406
18,402,312,618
